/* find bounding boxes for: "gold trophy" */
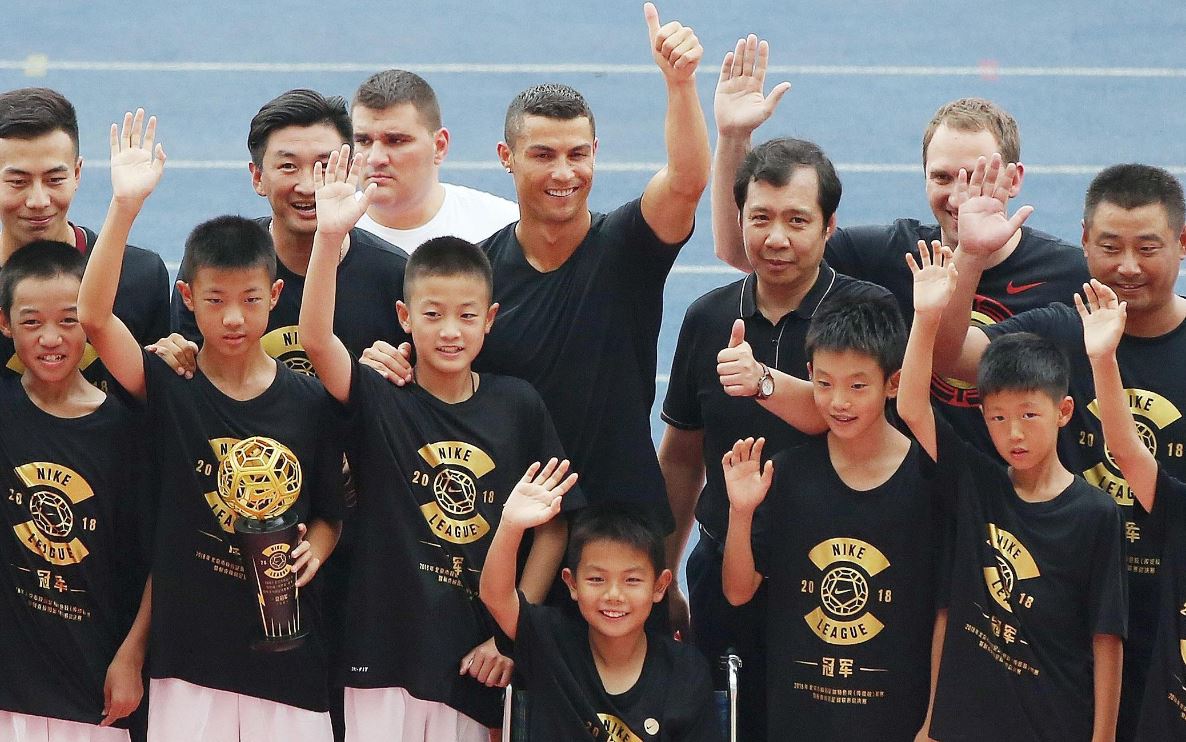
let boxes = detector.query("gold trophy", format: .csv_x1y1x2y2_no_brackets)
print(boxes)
217,436,307,651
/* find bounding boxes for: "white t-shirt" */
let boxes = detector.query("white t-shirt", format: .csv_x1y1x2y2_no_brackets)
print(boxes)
356,182,519,252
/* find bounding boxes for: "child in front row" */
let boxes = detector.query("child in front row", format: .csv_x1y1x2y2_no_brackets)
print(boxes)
721,296,944,741
79,111,346,741
0,242,152,741
481,494,720,741
299,146,576,740
1080,278,1186,740
899,242,1127,741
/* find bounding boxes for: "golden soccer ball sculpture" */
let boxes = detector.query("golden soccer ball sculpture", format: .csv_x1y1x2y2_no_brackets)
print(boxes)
217,436,302,520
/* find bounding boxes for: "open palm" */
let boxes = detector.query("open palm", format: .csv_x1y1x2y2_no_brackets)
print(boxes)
908,240,958,317
314,144,372,236
109,109,165,202
502,459,578,530
1076,280,1127,359
723,437,772,513
714,36,790,136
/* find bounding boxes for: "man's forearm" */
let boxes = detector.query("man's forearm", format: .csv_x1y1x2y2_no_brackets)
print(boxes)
711,132,751,269
933,249,988,377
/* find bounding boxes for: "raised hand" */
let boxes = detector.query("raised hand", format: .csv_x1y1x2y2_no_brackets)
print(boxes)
714,35,790,137
952,154,1033,258
1076,279,1128,359
906,240,958,317
644,2,702,83
723,437,773,514
313,144,375,237
718,319,764,397
502,458,578,531
109,109,165,204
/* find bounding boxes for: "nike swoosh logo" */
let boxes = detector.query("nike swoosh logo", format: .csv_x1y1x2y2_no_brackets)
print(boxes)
1006,280,1045,295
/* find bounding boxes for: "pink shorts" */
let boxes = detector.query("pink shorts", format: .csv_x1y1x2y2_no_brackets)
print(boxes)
343,687,488,742
147,678,332,742
0,711,130,742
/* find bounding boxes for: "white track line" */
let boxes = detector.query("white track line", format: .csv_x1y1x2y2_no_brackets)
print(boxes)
5,56,1186,78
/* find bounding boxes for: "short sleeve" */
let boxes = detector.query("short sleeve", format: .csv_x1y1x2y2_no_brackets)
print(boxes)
514,591,559,683
660,303,705,431
1087,497,1129,638
980,302,1081,345
607,199,686,284
824,225,894,282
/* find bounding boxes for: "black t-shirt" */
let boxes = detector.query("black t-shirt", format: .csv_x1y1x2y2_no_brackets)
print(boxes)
171,220,409,375
1136,467,1186,740
0,376,149,727
985,303,1186,726
662,266,892,541
515,594,720,741
339,358,578,727
929,418,1128,742
143,352,345,711
751,437,940,741
826,220,1089,456
479,199,686,530
0,224,170,392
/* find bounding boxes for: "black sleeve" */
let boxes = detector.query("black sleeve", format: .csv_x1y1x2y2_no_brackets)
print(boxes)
660,303,705,431
612,198,687,286
1150,465,1186,525
169,281,202,346
674,649,724,742
981,302,1081,345
514,591,559,683
824,225,894,282
1087,497,1129,638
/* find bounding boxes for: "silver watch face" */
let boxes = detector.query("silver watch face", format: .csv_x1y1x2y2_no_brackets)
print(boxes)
759,375,775,398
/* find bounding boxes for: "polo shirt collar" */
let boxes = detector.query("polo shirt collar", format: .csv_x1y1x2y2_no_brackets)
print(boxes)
739,262,839,320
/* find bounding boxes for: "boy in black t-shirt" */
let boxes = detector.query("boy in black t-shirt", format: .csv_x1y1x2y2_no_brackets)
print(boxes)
299,147,574,740
1080,279,1186,740
900,242,1127,741
78,111,344,741
0,242,152,742
481,499,720,741
720,297,942,742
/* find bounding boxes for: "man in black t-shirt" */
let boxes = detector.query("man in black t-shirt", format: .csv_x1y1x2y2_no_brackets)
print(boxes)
936,164,1186,740
661,126,890,739
709,45,1089,457
169,89,409,374
363,4,711,529
0,88,169,391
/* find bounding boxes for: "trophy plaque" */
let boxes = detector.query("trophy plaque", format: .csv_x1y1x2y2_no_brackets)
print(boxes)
217,436,306,651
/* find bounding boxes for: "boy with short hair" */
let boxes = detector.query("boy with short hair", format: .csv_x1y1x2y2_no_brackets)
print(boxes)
899,242,1127,741
299,147,574,740
720,296,943,741
1079,279,1186,740
78,111,345,741
481,496,720,741
0,241,152,742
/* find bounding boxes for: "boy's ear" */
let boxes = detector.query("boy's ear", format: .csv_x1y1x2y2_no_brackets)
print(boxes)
1057,395,1075,427
652,568,673,603
269,279,284,309
0,309,11,338
884,369,902,399
176,280,195,312
561,567,578,600
396,300,411,333
484,302,500,333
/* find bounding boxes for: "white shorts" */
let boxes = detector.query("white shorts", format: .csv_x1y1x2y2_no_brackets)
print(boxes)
147,678,332,742
344,687,488,742
0,711,130,742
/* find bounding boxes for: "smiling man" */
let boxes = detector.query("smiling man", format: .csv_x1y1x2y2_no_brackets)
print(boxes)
0,87,169,390
351,70,518,253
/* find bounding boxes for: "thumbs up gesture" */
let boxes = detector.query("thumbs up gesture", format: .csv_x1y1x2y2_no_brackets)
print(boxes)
717,319,765,397
645,2,702,83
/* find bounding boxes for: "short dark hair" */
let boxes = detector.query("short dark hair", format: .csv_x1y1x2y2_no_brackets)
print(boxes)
566,505,665,575
804,295,906,378
404,236,492,301
977,332,1069,403
732,138,842,223
247,89,352,167
179,216,276,282
0,240,85,314
353,70,442,131
0,88,79,155
1084,164,1186,234
504,84,595,147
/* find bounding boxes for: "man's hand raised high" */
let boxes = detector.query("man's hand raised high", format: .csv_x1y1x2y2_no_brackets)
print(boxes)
952,154,1033,261
714,35,790,138
109,108,165,205
313,144,374,239
644,2,702,84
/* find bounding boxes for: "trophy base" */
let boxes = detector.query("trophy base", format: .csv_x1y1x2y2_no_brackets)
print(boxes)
250,627,309,653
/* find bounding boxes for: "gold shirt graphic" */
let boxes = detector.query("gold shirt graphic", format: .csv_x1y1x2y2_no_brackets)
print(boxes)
11,462,95,566
595,714,645,742
983,524,1041,613
804,538,890,646
261,326,316,376
416,441,493,544
1085,389,1181,507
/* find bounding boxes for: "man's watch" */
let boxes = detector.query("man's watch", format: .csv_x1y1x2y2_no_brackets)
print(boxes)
755,364,775,400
